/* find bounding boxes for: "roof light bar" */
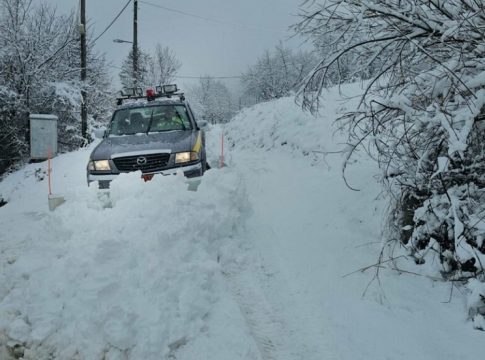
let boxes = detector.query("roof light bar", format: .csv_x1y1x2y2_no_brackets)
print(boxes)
134,87,143,97
162,84,178,94
146,88,156,101
116,84,184,105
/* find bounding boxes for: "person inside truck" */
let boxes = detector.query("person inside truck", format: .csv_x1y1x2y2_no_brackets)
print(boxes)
151,106,186,131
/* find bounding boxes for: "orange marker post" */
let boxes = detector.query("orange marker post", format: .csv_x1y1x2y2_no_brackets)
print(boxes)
46,148,65,211
220,132,225,168
47,147,52,196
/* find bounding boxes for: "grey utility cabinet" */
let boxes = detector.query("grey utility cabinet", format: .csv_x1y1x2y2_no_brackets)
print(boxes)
30,114,58,160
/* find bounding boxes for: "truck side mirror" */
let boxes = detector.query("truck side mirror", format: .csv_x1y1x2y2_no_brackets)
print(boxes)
197,120,208,128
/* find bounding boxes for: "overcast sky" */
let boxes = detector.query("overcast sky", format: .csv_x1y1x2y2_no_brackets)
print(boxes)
50,0,307,91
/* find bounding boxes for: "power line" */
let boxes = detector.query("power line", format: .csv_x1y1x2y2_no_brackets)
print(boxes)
139,0,281,33
174,75,242,80
92,0,131,44
110,64,242,79
109,64,243,81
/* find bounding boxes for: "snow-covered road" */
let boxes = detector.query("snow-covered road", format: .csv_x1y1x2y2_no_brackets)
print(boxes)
216,87,484,360
1,85,484,359
225,148,483,360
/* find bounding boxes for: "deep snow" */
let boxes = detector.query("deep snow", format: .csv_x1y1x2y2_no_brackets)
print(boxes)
0,83,484,359
0,152,262,359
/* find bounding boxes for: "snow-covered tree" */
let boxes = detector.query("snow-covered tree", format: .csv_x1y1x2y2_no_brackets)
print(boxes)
147,44,181,86
0,86,27,175
241,44,317,102
119,47,152,92
0,0,112,174
119,44,181,91
296,0,485,327
189,77,235,124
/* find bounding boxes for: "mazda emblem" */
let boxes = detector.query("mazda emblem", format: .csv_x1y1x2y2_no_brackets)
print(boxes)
136,156,147,165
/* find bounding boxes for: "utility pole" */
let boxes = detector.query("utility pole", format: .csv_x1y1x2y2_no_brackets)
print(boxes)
80,0,87,142
133,0,138,88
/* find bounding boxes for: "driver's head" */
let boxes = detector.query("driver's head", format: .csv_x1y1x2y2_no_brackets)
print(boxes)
164,106,175,118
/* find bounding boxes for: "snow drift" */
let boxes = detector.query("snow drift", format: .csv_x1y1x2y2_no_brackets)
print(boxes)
0,156,261,359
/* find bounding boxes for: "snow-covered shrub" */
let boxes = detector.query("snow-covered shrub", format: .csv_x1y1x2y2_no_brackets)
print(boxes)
295,0,485,324
188,77,235,124
0,87,27,175
468,279,485,330
241,44,317,102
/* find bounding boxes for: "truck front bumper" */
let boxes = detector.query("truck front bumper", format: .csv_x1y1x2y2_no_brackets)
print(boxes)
87,162,203,186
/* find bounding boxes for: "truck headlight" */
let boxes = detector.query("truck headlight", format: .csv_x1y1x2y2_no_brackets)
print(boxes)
88,160,111,171
175,152,199,164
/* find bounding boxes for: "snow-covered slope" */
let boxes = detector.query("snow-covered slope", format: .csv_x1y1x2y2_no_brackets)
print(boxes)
220,83,484,360
225,91,348,159
0,83,483,359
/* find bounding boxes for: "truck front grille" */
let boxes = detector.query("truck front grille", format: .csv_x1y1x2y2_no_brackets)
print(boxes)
113,153,170,173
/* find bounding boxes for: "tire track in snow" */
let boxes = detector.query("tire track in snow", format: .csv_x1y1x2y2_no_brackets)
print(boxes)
219,152,343,360
222,263,287,360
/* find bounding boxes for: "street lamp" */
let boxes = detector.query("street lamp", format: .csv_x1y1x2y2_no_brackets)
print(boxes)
113,38,132,44
113,1,138,88
113,38,138,88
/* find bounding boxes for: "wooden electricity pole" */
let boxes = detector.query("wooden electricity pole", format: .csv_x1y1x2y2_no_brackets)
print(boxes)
80,0,87,142
133,0,138,88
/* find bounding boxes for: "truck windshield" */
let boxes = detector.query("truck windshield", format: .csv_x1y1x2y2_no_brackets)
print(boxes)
108,105,192,136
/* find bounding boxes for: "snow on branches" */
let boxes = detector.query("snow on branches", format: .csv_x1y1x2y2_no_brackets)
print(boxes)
119,44,181,92
0,0,112,175
241,44,317,102
189,77,235,124
296,0,485,328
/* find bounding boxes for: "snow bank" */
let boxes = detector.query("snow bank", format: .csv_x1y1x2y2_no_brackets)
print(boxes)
0,151,260,359
220,85,485,359
225,88,352,158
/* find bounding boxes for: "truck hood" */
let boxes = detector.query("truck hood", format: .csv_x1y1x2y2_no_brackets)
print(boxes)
90,131,195,160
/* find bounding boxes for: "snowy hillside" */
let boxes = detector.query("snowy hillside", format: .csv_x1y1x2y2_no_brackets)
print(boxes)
1,83,483,359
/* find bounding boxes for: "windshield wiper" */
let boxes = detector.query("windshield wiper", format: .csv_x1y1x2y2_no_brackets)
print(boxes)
146,109,154,134
149,129,178,133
